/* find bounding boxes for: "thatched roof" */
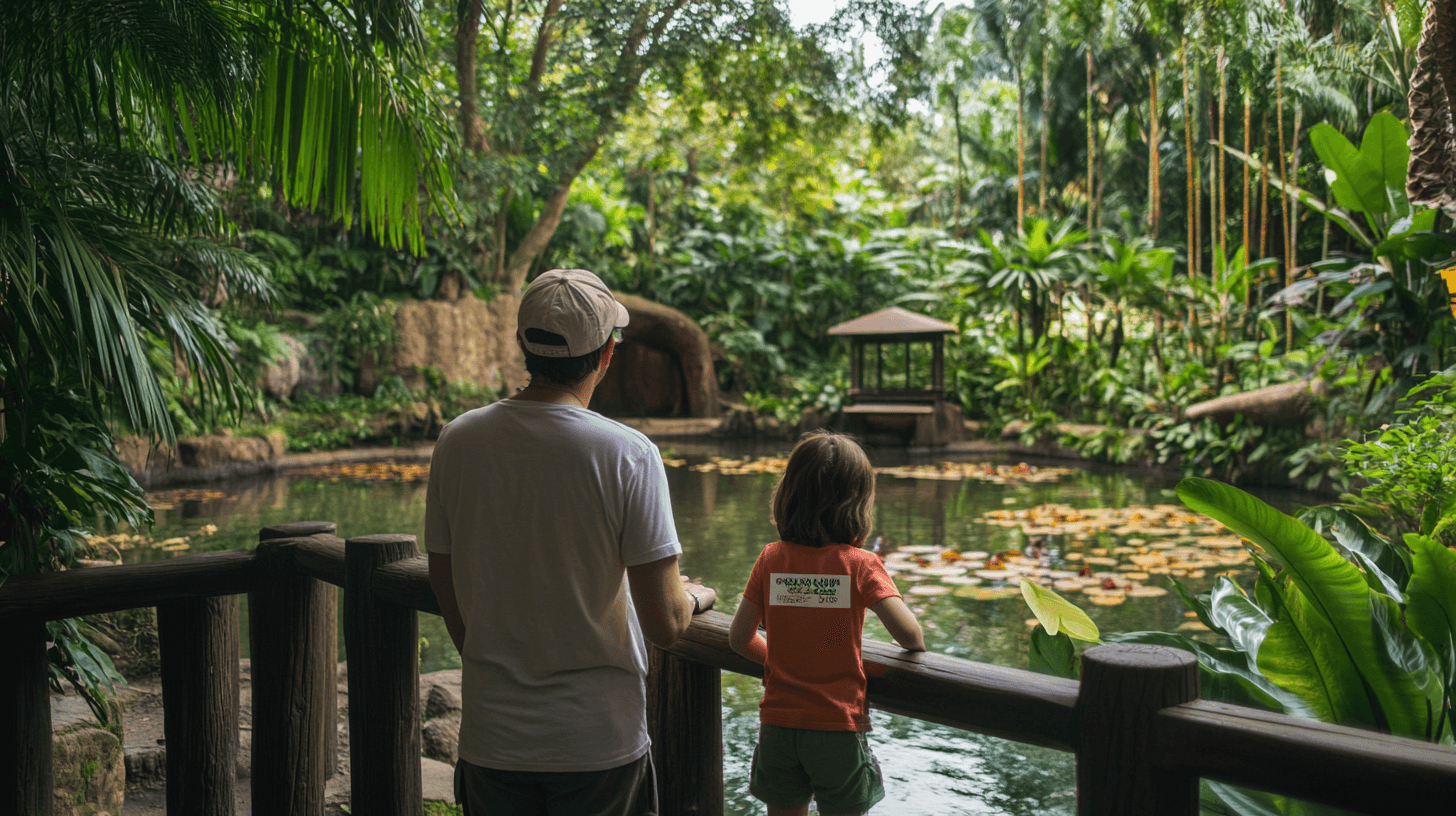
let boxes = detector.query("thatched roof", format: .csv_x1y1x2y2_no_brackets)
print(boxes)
827,306,957,337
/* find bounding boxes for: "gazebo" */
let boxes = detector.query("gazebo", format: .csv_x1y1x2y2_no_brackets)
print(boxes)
827,306,963,445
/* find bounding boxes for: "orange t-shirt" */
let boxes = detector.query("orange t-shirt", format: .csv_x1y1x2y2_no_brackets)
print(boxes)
742,540,900,731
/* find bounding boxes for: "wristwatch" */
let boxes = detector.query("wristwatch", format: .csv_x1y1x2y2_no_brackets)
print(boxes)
687,590,701,614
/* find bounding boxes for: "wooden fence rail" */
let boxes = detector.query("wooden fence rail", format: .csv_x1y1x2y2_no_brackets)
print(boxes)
4,526,1456,816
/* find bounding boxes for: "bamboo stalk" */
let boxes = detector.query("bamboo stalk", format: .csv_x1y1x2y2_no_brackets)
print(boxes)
1183,38,1195,284
1149,69,1160,236
1218,47,1228,261
1040,41,1050,215
1017,70,1026,234
1088,47,1096,236
1243,90,1251,261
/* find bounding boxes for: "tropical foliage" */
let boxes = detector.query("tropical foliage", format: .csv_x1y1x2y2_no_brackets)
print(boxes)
0,0,451,716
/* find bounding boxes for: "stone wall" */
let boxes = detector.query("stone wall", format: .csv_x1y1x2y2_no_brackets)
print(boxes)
362,294,528,395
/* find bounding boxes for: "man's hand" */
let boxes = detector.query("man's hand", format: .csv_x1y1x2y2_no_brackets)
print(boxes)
681,575,717,614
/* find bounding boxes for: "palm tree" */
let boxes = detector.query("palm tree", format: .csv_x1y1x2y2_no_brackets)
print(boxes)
979,0,1044,233
0,0,452,571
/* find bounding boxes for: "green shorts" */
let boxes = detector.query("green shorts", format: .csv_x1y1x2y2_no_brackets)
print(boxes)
749,724,886,814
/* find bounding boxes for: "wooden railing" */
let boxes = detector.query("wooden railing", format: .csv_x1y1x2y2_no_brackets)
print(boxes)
4,524,1456,816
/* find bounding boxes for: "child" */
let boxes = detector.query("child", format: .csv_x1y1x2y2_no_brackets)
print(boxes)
729,432,925,816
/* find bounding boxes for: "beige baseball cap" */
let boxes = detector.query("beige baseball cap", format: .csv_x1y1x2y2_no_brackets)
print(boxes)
517,269,630,357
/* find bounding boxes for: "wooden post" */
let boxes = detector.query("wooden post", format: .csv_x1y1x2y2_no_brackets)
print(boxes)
646,646,723,816
0,617,52,816
1075,643,1199,816
250,522,338,816
344,534,422,816
259,521,339,778
157,596,241,816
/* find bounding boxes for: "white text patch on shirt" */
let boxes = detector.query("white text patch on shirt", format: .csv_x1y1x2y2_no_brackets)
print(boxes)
768,573,849,608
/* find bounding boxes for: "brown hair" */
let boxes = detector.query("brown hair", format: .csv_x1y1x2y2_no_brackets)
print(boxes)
771,431,876,549
522,328,608,385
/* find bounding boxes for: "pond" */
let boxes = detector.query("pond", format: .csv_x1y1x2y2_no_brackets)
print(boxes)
102,442,1293,816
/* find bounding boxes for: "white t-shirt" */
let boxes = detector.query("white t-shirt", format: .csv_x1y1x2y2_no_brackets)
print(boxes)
425,399,682,772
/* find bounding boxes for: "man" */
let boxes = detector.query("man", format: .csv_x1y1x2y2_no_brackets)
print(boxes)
426,268,717,815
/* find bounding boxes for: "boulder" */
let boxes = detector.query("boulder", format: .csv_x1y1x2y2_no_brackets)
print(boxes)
259,335,305,402
52,726,124,816
1184,379,1328,427
420,714,460,766
593,294,719,418
423,684,461,721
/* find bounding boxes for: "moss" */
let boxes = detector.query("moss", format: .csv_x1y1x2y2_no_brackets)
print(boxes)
422,802,462,816
74,758,99,803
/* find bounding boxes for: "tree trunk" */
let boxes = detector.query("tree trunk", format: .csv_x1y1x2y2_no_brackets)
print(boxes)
1017,66,1027,233
1148,68,1160,236
455,0,487,152
1242,90,1251,260
953,93,966,229
1087,47,1096,236
1183,39,1195,284
1287,104,1302,353
1407,0,1456,213
1218,47,1228,261
1040,41,1050,215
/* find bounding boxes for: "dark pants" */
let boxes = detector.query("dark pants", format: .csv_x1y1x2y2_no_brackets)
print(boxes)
454,751,658,816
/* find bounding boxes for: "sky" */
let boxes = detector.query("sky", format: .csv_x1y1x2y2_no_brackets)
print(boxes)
785,0,849,28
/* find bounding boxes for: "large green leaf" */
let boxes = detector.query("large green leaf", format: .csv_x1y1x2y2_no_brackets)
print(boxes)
1028,625,1077,679
1309,123,1389,215
1207,576,1276,657
1255,582,1372,727
1358,112,1411,199
1405,533,1456,741
1177,478,1439,738
1300,507,1410,594
1020,577,1100,641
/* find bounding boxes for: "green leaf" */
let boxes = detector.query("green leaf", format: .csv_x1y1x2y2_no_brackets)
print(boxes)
1177,478,1440,737
1405,534,1456,740
1358,112,1411,196
1028,625,1077,679
1020,578,1100,642
1309,123,1388,215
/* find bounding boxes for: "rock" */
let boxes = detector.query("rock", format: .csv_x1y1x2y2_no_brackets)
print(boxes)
259,335,326,403
593,294,719,419
423,684,461,721
420,714,460,766
52,726,124,816
113,436,172,474
367,295,527,396
259,335,304,401
421,757,456,803
175,430,287,468
1183,379,1328,427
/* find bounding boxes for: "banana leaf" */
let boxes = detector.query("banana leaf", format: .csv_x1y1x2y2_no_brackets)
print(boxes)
1309,121,1390,215
1404,533,1456,742
1177,479,1442,739
1207,577,1277,658
1299,507,1411,595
